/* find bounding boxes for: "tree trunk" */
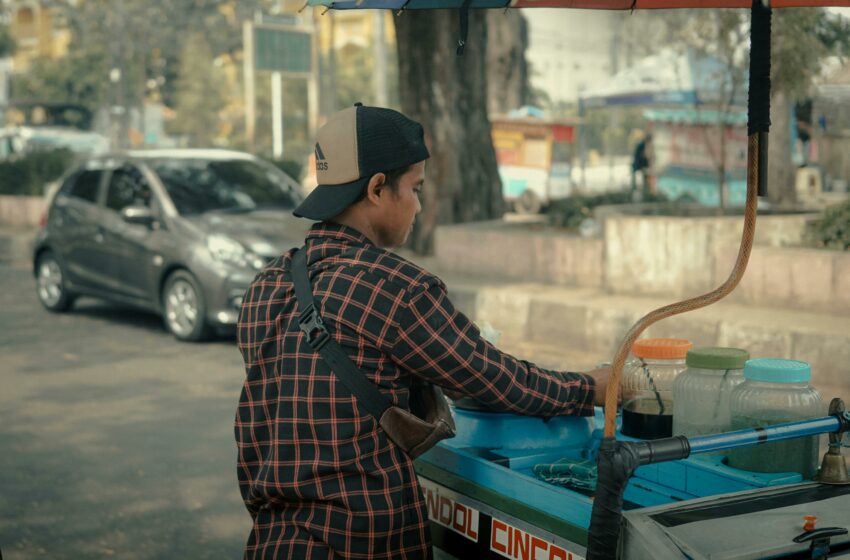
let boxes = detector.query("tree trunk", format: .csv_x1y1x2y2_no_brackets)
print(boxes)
767,91,797,207
394,10,505,255
486,10,530,116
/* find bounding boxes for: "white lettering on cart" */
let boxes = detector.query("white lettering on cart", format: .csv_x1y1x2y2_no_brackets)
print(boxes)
420,479,480,542
490,518,583,560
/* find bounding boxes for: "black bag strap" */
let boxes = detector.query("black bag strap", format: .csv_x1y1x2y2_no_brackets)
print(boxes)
291,247,393,422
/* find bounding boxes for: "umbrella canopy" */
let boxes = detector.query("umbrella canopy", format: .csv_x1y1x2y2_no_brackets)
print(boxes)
307,0,850,9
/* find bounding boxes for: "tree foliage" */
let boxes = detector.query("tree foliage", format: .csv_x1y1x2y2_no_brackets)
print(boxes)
0,23,15,58
11,51,108,115
13,1,272,130
805,199,850,250
0,149,76,196
328,43,400,110
168,32,227,146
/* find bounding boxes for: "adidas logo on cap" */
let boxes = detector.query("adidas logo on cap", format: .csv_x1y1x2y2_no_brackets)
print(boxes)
315,143,327,171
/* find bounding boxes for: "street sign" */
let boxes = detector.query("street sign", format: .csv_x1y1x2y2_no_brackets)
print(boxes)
254,24,312,75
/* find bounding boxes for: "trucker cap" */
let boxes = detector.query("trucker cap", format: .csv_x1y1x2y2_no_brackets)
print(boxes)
293,104,430,221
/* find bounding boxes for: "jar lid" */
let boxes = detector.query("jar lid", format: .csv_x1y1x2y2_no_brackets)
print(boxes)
686,347,750,370
744,358,811,383
632,338,692,360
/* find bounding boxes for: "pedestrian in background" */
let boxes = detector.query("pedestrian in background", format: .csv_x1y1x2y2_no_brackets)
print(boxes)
631,132,653,200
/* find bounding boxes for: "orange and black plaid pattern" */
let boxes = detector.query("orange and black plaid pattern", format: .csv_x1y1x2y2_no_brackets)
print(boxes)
234,222,595,559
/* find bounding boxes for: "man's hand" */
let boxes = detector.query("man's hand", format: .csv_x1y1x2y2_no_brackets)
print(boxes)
582,365,619,408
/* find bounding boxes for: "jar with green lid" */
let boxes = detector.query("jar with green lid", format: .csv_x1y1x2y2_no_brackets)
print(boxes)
727,358,824,479
672,347,749,439
622,338,693,440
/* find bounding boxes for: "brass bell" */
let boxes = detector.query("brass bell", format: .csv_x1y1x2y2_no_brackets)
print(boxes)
816,398,850,485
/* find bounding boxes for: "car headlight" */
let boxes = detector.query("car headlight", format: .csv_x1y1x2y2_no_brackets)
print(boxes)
206,234,264,270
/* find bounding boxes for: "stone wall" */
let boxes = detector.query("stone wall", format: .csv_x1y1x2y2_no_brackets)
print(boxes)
603,213,818,297
435,214,843,315
435,221,603,288
0,195,46,227
713,244,850,314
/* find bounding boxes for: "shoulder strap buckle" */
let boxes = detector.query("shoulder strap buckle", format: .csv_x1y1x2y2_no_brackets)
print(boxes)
298,304,330,350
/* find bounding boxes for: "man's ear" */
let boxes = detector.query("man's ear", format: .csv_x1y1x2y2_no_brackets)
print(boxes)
365,173,387,204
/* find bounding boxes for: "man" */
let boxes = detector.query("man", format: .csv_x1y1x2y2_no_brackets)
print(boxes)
631,132,653,199
235,104,611,559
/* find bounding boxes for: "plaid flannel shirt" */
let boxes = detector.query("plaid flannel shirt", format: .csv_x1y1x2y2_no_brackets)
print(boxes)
234,222,595,559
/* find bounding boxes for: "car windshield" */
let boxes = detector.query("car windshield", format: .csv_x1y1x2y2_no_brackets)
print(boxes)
150,158,298,215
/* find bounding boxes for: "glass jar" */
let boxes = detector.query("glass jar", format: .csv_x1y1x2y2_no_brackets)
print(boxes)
621,338,692,440
672,347,749,439
727,359,824,479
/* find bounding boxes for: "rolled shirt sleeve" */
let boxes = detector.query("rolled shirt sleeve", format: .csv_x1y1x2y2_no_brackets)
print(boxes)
390,280,596,417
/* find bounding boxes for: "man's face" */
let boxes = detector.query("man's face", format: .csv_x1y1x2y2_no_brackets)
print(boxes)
372,161,425,248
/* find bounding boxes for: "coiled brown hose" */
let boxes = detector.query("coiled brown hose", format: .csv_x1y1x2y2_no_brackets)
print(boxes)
602,134,761,438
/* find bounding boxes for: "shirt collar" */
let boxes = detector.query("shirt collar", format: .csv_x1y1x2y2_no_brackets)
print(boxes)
306,221,373,247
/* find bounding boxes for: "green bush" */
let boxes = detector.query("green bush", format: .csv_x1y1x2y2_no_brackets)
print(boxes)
545,190,667,229
805,200,850,250
0,149,76,196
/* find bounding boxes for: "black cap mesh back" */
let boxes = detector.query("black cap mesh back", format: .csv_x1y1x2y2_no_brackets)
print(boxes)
356,107,430,176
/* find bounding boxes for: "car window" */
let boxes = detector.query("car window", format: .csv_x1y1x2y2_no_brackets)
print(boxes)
150,158,298,215
60,169,103,203
105,165,153,212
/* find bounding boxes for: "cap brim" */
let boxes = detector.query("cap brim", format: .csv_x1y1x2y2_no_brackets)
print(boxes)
293,176,369,221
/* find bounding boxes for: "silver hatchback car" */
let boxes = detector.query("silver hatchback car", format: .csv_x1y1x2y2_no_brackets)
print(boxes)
33,149,309,341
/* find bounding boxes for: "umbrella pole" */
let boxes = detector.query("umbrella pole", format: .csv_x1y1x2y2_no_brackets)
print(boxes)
586,3,771,558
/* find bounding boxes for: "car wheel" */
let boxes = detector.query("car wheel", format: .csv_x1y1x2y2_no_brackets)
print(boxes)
515,189,542,214
162,270,209,342
35,251,75,312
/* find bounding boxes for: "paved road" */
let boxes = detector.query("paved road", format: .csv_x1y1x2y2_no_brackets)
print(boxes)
0,265,251,559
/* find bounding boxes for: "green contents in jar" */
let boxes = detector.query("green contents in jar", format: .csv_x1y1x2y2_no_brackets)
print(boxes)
727,412,820,480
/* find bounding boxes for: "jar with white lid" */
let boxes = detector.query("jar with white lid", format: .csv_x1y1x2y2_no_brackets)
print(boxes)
672,347,749,439
621,338,692,440
727,358,824,479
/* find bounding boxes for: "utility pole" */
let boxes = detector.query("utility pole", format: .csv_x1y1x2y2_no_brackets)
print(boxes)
309,9,319,138
327,11,337,114
272,71,283,158
243,19,256,151
108,0,129,150
373,11,388,106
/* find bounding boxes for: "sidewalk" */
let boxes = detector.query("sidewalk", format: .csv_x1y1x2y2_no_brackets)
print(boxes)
0,225,36,267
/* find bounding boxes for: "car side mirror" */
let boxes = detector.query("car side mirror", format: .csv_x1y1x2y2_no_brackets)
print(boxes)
121,205,155,226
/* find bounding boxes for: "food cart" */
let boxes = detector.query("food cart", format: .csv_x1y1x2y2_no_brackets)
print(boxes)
307,0,850,557
491,109,579,213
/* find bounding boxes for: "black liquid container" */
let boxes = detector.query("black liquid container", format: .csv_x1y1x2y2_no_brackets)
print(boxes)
621,339,692,440
621,408,673,439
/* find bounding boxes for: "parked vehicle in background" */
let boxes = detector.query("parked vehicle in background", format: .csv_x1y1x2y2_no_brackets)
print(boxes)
33,149,308,341
0,125,109,161
492,107,579,214
1,102,109,161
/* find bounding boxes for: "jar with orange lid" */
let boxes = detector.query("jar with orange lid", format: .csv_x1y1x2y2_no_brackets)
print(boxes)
621,338,693,440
